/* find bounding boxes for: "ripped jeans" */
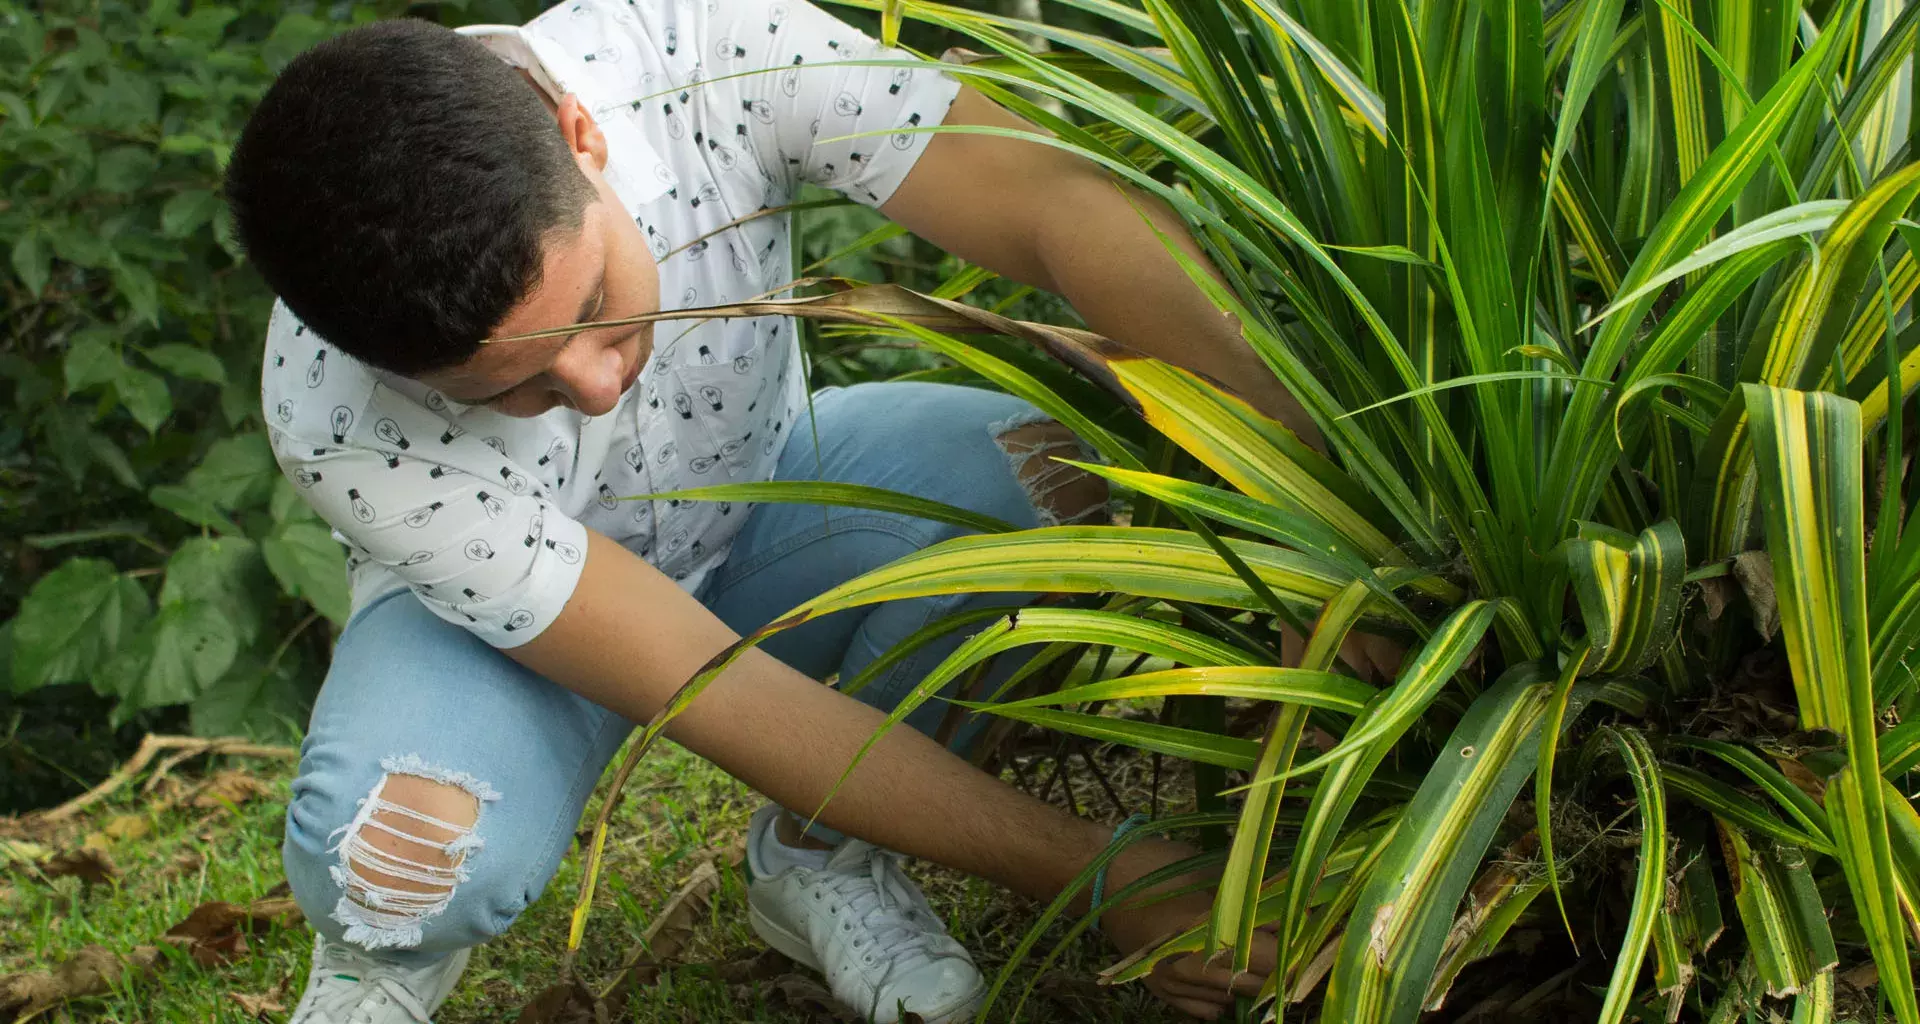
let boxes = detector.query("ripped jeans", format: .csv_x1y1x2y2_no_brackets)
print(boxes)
281,382,1105,963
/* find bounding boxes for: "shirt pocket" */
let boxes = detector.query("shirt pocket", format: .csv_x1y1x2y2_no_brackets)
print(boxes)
673,319,786,477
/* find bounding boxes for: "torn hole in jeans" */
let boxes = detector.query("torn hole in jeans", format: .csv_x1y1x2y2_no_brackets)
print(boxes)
990,414,1109,527
325,756,499,950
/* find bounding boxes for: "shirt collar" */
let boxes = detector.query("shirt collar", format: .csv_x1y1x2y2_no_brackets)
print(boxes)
456,23,671,211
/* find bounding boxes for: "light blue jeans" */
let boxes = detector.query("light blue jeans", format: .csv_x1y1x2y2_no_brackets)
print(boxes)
282,382,1097,964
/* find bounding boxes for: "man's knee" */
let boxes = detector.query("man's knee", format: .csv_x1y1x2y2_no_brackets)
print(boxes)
992,419,1108,527
287,756,520,953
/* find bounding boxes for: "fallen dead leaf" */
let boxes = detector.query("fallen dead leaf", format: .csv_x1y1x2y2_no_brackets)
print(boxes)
762,973,860,1021
162,898,305,968
512,979,603,1024
101,814,148,842
227,982,288,1019
39,848,117,887
0,944,161,1021
190,769,276,809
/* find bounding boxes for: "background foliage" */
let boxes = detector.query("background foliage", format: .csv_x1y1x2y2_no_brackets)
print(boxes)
0,0,1069,813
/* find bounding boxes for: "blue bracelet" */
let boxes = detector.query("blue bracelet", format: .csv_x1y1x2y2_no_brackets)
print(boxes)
1089,812,1151,931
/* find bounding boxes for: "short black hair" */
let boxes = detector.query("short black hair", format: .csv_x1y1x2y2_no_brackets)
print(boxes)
225,18,596,376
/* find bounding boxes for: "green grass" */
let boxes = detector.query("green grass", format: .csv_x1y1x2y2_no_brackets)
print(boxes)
2,742,1189,1022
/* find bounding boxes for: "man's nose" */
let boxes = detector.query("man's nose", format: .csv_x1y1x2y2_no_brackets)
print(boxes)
549,340,624,416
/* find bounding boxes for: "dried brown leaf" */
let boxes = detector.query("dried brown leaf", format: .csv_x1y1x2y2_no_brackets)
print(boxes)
0,944,160,1021
1732,551,1779,641
227,984,287,1019
190,769,275,809
39,848,116,887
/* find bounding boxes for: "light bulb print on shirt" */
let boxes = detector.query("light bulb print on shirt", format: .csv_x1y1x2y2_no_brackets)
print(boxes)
330,406,353,443
294,468,322,488
715,37,744,60
524,512,544,547
483,437,508,457
889,68,912,95
306,350,326,388
744,98,773,123
466,539,496,561
597,482,619,510
499,467,531,495
348,488,375,524
276,400,294,423
893,112,922,150
834,92,862,117
440,424,465,444
545,538,582,564
673,392,693,419
477,491,507,520
780,55,802,96
698,385,723,411
403,501,443,528
624,442,646,471
688,453,719,474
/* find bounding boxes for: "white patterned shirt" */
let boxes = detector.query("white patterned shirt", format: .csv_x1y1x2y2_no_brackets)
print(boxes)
261,0,959,646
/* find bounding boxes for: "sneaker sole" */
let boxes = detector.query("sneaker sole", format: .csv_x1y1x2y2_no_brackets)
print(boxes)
747,901,987,1024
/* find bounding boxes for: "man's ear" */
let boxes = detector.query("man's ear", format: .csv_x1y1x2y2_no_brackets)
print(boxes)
555,93,609,173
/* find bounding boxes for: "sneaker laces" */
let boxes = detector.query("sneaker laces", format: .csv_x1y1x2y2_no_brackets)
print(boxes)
302,943,436,1023
818,841,955,972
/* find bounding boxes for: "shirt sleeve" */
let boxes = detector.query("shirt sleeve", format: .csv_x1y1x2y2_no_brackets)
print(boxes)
719,0,961,207
267,406,589,650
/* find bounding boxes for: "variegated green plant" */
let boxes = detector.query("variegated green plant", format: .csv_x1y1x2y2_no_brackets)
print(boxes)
555,0,1920,1019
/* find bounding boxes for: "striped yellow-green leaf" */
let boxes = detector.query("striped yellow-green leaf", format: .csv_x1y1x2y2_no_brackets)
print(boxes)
995,664,1374,715
1594,726,1667,1024
1566,520,1687,675
1209,578,1372,967
1716,821,1839,997
1322,664,1555,1024
1535,642,1591,949
1746,384,1916,1024
1264,602,1504,996
879,0,904,47
1541,7,1855,543
624,481,1019,535
1650,834,1726,1021
1703,165,1920,559
1422,835,1551,1012
1663,763,1836,854
954,701,1260,770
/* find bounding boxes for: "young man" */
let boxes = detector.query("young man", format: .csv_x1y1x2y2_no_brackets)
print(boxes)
227,1,1300,1020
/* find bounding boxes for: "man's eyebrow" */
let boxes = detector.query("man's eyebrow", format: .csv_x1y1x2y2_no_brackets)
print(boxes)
466,273,607,403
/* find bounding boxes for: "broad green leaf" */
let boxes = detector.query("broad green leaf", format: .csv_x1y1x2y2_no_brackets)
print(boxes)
9,558,151,693
158,537,270,647
159,188,220,238
10,226,48,297
262,521,351,626
96,600,239,717
626,480,1017,535
1323,666,1554,1024
142,343,228,384
181,432,278,510
1746,384,1915,1024
1421,846,1551,1012
190,649,308,742
880,0,904,46
63,327,123,394
148,484,243,534
93,145,156,194
114,365,171,433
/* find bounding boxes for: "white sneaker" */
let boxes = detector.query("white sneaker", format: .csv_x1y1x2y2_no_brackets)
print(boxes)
745,806,986,1024
289,935,471,1023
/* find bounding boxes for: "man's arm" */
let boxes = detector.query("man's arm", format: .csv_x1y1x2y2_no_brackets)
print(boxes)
509,531,1267,1016
878,87,1323,450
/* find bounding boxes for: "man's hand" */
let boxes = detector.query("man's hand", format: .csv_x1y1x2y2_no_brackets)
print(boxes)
1099,837,1277,1019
